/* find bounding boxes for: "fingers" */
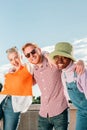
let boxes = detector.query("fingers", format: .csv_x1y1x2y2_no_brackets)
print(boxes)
75,60,85,75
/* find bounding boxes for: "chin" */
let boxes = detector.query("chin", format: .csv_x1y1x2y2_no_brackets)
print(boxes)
58,67,62,70
31,61,38,64
58,65,65,70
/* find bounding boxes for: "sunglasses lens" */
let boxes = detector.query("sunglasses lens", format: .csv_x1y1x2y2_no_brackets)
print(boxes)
25,53,30,58
31,49,36,55
25,49,36,58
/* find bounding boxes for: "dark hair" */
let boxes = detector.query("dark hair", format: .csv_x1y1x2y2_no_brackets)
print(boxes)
0,83,3,92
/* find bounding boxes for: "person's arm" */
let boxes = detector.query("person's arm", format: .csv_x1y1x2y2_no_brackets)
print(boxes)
0,83,3,92
26,62,34,75
75,60,85,74
44,52,57,67
46,51,85,73
26,62,37,86
33,75,36,85
9,67,16,73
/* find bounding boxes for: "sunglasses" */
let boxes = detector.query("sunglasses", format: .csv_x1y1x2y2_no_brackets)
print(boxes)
25,48,36,58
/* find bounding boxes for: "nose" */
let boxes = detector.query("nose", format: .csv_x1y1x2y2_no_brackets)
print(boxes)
12,59,17,64
29,53,33,57
58,57,63,63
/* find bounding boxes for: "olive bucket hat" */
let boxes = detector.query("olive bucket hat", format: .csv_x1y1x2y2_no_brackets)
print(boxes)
49,42,76,61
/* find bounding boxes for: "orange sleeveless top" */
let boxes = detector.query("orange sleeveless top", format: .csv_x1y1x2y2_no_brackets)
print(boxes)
0,66,33,96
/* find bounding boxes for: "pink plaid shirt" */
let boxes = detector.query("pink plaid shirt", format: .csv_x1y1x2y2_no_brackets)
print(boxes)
34,56,68,117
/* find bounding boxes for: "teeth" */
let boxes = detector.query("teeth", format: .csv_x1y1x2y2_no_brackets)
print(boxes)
58,64,63,67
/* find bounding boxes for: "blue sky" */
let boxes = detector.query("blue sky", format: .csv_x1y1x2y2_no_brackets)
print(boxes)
0,0,87,66
0,0,87,97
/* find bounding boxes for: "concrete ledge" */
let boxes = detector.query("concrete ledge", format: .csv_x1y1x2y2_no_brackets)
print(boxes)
29,104,40,110
0,104,77,130
18,104,77,130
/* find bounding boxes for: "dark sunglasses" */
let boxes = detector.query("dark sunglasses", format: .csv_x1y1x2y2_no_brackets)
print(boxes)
25,49,36,58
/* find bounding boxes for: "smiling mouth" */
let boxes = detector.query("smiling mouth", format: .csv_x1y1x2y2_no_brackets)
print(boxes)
14,61,20,67
58,64,63,67
57,64,64,69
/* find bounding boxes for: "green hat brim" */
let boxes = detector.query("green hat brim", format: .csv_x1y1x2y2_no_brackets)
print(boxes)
49,50,76,61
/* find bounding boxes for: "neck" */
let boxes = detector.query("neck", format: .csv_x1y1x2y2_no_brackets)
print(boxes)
36,55,43,67
14,64,23,72
63,61,74,72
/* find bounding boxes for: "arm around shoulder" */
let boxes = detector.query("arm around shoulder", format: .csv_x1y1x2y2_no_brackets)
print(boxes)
25,62,34,75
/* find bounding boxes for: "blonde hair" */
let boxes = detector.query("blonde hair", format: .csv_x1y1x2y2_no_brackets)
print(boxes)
6,46,18,54
22,43,38,52
6,46,21,59
6,46,23,64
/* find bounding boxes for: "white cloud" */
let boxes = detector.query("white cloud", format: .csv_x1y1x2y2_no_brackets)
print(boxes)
73,37,87,44
41,45,54,52
0,64,11,73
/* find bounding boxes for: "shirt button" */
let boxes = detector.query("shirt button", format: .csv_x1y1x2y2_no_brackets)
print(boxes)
44,87,46,90
45,96,48,99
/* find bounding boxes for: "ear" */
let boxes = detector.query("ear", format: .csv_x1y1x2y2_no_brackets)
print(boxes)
37,48,41,54
39,48,41,52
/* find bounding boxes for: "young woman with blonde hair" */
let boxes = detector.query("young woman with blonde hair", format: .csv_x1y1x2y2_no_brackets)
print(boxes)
0,46,33,130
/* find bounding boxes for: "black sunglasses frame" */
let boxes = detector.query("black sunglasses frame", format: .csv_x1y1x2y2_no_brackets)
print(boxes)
25,48,36,58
